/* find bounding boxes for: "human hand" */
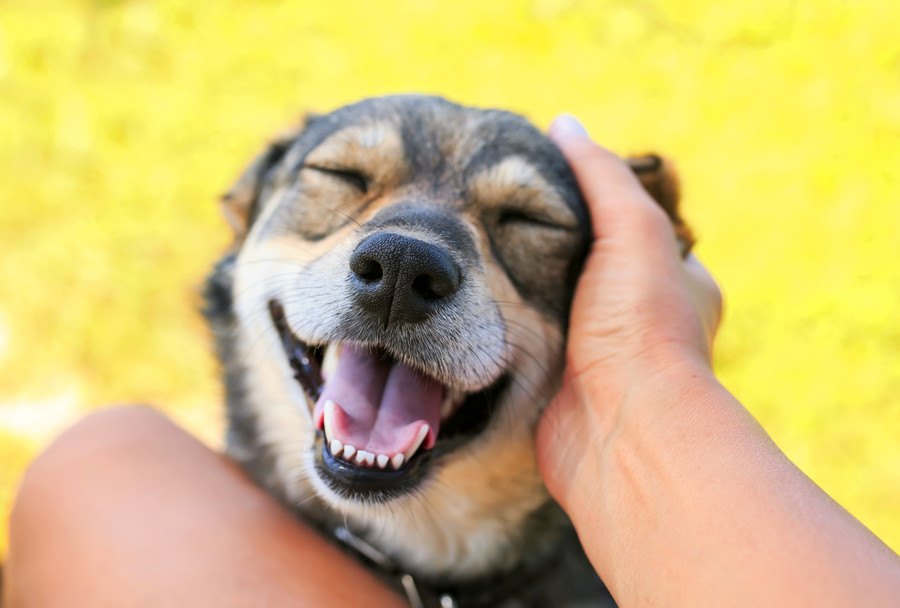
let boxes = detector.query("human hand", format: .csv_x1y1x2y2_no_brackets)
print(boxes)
536,115,722,509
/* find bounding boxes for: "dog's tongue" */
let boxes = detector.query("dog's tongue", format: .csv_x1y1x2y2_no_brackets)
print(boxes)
314,344,441,457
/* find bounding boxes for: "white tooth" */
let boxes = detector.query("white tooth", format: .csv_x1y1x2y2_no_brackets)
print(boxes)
376,454,389,469
321,343,343,381
323,400,337,441
355,450,368,465
330,438,343,456
403,424,430,461
440,388,466,420
364,452,375,467
440,394,453,420
391,453,405,470
342,445,356,460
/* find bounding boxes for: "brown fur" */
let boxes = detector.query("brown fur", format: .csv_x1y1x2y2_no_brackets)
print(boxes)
205,96,689,605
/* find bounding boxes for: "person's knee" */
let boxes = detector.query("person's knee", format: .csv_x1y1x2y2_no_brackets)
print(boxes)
9,405,179,535
5,406,227,607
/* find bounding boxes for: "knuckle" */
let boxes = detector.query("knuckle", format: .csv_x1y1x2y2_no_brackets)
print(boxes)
628,199,673,235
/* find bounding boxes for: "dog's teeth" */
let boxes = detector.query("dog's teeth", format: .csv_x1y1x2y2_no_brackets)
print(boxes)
403,424,430,461
330,438,343,456
354,450,375,467
323,399,337,441
342,445,356,460
440,395,454,420
391,453,404,470
321,343,342,381
376,454,389,469
440,388,467,420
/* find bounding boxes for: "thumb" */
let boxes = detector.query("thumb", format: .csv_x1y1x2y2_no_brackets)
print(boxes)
549,115,679,260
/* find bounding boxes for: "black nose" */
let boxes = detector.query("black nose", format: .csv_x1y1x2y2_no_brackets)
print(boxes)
349,233,461,328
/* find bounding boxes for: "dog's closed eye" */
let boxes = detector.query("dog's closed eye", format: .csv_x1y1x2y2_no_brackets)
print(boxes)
213,97,640,599
497,208,573,231
304,165,370,193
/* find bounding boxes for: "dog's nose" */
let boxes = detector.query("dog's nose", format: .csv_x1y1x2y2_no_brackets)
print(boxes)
349,233,461,327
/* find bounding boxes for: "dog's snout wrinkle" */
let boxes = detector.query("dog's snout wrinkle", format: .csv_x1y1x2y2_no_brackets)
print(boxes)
350,232,460,328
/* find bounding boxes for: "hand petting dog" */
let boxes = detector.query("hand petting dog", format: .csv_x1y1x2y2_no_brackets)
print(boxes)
537,115,900,608
537,115,722,509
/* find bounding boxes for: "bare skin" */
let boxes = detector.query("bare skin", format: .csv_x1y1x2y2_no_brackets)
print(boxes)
4,406,406,608
537,115,900,607
6,116,899,607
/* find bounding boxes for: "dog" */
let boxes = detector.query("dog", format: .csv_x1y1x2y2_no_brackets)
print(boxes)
203,95,692,607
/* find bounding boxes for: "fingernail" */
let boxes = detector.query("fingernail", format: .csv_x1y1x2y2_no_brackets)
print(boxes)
549,114,589,142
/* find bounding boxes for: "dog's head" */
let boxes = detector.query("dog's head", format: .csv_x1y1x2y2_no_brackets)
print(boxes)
207,95,689,579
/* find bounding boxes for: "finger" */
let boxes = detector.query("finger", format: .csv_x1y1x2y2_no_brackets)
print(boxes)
549,115,679,258
684,254,723,341
535,380,590,509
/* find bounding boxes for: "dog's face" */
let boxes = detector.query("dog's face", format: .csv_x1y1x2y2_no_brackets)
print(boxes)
208,96,686,579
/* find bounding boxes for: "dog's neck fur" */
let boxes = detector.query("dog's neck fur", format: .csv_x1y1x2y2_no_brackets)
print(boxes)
205,259,613,606
202,97,687,605
324,522,612,608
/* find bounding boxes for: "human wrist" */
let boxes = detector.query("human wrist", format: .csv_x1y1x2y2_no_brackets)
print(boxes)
553,352,722,512
576,344,716,427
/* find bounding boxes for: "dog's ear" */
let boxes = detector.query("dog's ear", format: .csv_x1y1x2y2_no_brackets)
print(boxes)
627,153,695,256
220,115,316,242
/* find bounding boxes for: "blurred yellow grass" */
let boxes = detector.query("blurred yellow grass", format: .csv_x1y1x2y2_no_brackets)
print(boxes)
1,0,898,557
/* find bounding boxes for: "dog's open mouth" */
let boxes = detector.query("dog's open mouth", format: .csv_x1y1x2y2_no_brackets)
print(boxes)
269,300,507,498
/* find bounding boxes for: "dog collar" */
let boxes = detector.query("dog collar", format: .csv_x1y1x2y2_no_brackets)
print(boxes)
332,525,457,608
329,522,616,607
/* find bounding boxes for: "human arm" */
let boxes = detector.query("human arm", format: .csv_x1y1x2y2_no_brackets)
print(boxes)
536,116,900,607
4,406,406,608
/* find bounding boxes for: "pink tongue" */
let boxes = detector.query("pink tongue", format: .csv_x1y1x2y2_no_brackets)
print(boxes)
313,344,442,457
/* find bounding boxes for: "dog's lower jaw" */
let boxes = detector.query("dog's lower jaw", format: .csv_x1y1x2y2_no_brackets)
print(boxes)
224,330,560,580
307,430,557,579
361,465,559,580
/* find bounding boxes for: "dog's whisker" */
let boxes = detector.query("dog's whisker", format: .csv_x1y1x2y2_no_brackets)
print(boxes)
229,278,332,306
214,293,333,342
202,95,643,602
231,257,312,269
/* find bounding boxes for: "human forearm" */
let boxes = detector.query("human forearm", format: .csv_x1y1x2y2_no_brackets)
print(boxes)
539,118,900,606
5,407,407,608
553,360,900,607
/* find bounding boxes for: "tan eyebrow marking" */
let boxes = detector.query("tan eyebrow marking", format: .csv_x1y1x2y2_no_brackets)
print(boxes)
468,156,577,227
304,122,406,184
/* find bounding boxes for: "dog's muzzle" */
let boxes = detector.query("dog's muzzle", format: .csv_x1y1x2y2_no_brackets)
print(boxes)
267,224,508,500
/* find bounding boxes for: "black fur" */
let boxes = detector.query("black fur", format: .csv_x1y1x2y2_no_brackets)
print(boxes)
203,96,622,605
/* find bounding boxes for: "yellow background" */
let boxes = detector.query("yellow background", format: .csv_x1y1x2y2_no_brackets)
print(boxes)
1,0,899,555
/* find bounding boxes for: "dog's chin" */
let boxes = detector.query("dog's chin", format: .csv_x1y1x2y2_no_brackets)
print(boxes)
269,300,510,505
